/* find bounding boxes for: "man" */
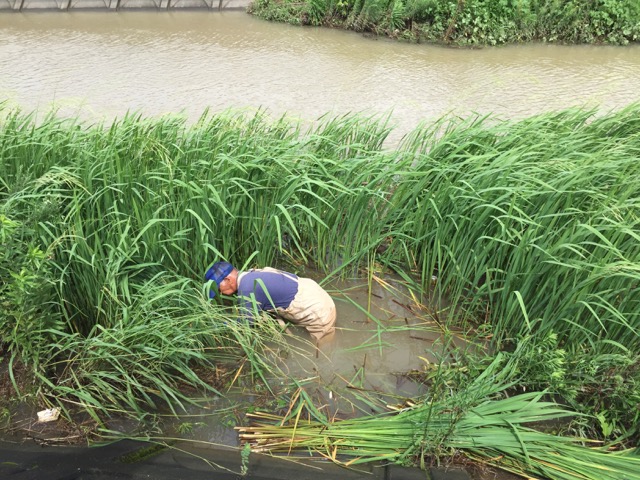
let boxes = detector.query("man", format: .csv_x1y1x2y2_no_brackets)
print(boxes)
205,261,336,341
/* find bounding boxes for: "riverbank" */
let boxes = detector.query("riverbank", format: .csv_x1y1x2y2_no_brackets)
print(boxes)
4,0,639,49
249,0,640,46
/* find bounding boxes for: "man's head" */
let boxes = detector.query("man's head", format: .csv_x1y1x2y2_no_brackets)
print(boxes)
205,261,238,298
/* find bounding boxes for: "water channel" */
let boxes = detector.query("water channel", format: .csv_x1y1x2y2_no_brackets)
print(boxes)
1,10,640,480
2,11,640,147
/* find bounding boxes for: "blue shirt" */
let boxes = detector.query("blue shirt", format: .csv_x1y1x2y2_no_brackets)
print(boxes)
237,269,298,322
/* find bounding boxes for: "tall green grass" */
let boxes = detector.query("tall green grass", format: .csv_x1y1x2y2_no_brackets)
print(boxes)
393,106,640,349
1,104,639,439
389,107,640,437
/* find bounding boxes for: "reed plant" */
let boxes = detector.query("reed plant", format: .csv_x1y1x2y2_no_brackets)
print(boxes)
388,106,640,438
238,356,640,479
391,105,640,349
1,103,639,443
239,391,640,479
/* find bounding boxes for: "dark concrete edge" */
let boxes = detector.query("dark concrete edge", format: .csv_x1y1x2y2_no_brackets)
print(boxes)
0,438,481,479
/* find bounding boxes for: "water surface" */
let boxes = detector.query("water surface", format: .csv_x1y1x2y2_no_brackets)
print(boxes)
1,11,639,145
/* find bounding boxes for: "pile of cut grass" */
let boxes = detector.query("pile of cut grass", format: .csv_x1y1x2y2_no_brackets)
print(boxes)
238,356,640,480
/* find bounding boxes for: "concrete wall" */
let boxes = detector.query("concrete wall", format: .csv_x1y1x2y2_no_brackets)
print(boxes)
0,0,250,10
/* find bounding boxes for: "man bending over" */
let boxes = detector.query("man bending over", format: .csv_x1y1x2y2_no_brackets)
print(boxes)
205,261,336,341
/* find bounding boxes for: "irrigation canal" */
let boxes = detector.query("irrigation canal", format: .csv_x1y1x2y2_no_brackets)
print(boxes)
1,11,639,147
0,9,638,480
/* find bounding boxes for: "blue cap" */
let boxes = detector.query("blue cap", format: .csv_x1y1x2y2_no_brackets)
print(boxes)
205,261,234,298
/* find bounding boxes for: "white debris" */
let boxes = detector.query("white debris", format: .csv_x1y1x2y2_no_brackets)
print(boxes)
37,407,61,423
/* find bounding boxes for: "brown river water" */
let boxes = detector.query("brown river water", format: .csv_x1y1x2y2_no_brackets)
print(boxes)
1,11,639,479
1,11,640,146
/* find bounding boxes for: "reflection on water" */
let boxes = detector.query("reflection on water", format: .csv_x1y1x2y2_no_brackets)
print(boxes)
1,11,640,145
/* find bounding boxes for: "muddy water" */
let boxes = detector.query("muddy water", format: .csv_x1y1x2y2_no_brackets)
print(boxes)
1,12,640,146
173,276,451,446
284,278,443,390
151,276,498,476
267,277,453,410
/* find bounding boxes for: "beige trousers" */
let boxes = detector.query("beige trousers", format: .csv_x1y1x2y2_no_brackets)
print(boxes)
276,277,336,341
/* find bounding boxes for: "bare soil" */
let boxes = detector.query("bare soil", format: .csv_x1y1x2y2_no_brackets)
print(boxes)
0,353,97,445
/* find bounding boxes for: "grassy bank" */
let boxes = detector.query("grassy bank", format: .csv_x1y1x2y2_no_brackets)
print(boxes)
249,0,640,46
1,104,639,456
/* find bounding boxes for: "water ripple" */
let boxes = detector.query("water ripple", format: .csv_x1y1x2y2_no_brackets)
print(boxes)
1,11,639,140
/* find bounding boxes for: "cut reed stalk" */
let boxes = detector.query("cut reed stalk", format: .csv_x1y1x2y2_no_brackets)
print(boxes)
237,390,640,479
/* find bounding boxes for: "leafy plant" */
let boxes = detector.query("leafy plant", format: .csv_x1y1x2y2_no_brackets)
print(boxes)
250,0,640,45
389,0,406,31
0,213,59,369
240,442,251,476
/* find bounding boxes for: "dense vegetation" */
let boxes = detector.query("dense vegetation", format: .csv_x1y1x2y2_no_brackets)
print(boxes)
249,0,640,46
1,104,639,470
